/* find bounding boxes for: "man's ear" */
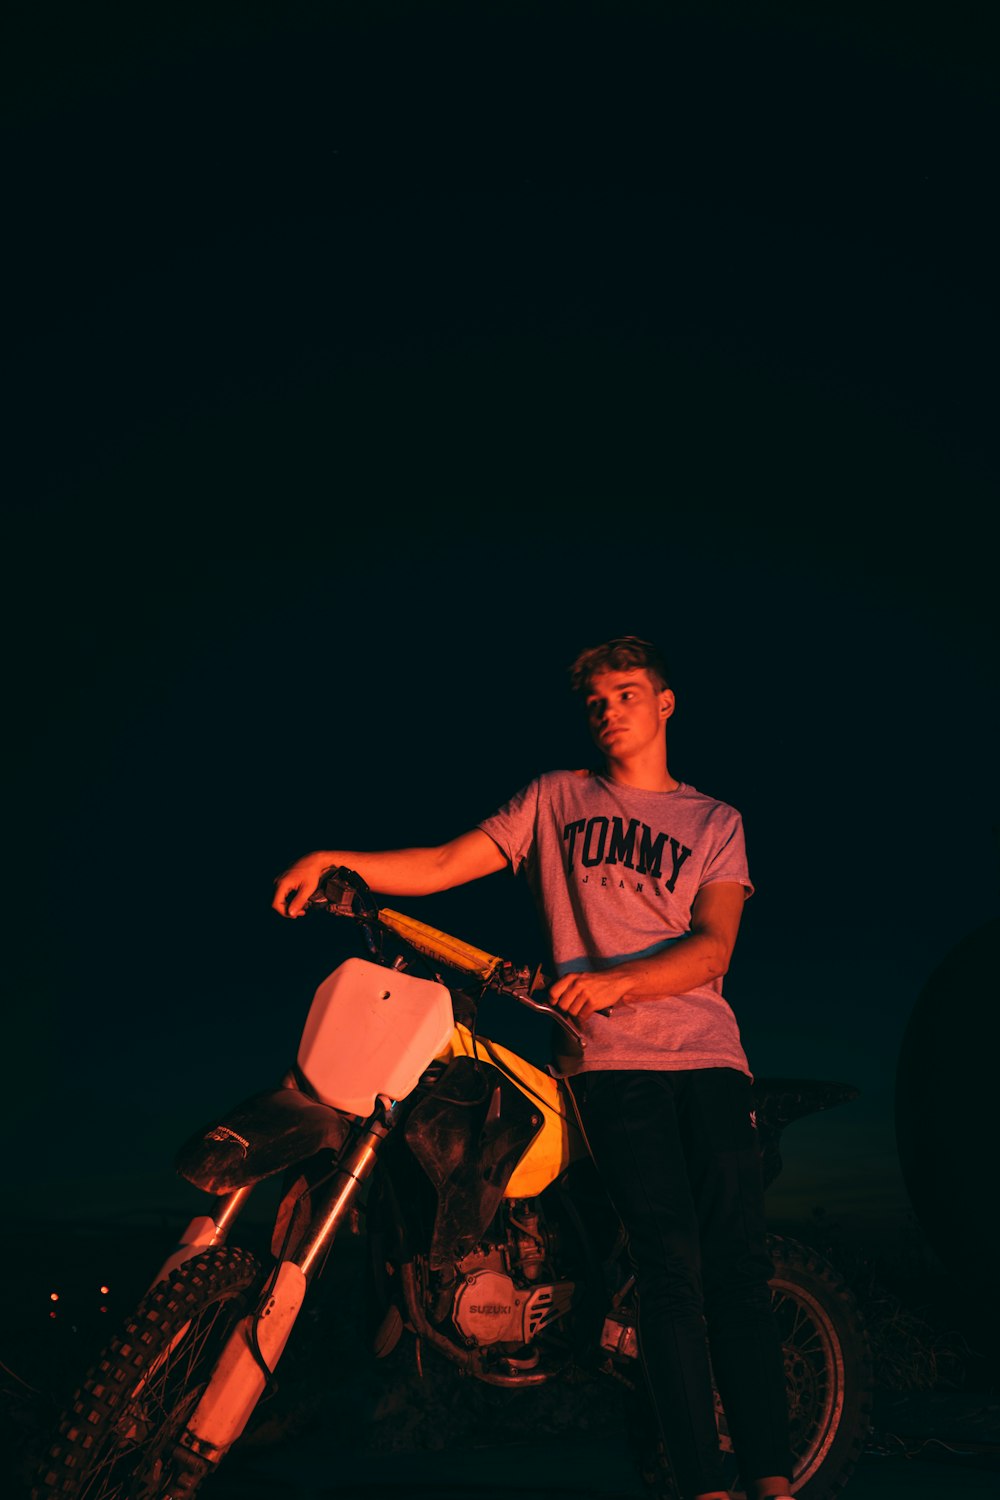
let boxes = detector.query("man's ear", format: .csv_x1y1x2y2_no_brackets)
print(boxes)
659,689,676,720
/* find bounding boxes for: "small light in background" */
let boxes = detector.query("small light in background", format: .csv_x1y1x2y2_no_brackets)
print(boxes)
100,1285,110,1295
49,1292,59,1302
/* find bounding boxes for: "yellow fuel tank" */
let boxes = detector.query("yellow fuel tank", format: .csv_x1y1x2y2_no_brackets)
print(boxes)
441,1022,585,1196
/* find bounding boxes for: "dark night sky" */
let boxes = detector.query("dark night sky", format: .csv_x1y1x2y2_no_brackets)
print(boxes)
5,4,997,1259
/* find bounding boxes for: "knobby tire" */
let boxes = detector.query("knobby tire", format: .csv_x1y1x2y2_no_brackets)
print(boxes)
720,1234,873,1499
33,1245,260,1500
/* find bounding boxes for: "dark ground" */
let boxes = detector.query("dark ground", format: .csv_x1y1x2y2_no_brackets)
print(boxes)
5,1215,999,1499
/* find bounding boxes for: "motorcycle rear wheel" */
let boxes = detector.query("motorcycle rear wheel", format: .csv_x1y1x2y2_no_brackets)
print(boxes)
718,1234,873,1499
33,1245,260,1500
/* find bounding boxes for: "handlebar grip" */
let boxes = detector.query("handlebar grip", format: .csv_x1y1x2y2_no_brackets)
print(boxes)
378,908,502,980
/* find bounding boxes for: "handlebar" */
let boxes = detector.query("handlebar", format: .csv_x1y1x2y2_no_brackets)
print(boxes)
306,866,587,1049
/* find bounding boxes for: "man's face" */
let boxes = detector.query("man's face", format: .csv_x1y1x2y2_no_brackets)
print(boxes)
584,668,675,758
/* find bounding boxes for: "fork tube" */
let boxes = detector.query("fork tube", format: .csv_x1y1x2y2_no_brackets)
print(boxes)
210,1185,254,1240
294,1115,393,1280
152,1184,256,1285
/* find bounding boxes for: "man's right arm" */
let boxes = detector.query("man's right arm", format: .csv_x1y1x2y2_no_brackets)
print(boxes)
272,829,509,918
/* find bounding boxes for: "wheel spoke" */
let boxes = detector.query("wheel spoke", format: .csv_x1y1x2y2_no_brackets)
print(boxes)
140,1300,230,1427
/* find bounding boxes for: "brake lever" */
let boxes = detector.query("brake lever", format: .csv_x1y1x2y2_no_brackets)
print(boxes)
492,974,588,1049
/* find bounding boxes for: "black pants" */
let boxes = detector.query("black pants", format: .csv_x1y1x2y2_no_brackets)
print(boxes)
569,1068,792,1498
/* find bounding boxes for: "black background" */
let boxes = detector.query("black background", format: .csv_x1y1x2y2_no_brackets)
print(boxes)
5,3,997,1276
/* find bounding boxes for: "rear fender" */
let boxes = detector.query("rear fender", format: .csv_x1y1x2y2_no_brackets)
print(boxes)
175,1087,354,1194
752,1077,859,1189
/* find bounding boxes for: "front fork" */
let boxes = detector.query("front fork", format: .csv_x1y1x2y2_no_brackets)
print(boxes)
151,1185,255,1287
171,1100,397,1472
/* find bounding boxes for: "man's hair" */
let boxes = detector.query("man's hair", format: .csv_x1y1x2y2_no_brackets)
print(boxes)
569,635,671,694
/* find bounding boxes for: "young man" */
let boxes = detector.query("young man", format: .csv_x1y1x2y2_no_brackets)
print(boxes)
272,636,793,1500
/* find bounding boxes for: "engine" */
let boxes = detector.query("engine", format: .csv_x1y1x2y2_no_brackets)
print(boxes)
452,1268,573,1347
448,1199,574,1349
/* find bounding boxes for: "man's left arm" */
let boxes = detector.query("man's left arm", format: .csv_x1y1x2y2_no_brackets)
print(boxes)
547,881,747,1021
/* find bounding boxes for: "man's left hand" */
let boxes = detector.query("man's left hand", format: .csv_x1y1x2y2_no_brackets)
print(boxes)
547,969,626,1021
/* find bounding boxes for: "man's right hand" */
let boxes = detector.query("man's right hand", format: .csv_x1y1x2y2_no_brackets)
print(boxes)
272,852,336,918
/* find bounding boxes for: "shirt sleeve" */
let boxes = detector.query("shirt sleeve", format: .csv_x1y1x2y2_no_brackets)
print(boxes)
475,778,541,875
699,810,754,898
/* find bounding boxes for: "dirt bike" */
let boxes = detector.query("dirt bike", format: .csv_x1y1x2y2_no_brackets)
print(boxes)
34,867,872,1499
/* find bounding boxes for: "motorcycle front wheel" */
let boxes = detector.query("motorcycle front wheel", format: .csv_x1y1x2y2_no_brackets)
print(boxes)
717,1234,873,1499
33,1245,260,1500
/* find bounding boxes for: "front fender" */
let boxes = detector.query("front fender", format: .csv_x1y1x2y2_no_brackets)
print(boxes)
175,1086,354,1194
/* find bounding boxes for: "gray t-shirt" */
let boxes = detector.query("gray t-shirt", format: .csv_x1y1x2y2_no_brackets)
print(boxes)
477,769,753,1077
